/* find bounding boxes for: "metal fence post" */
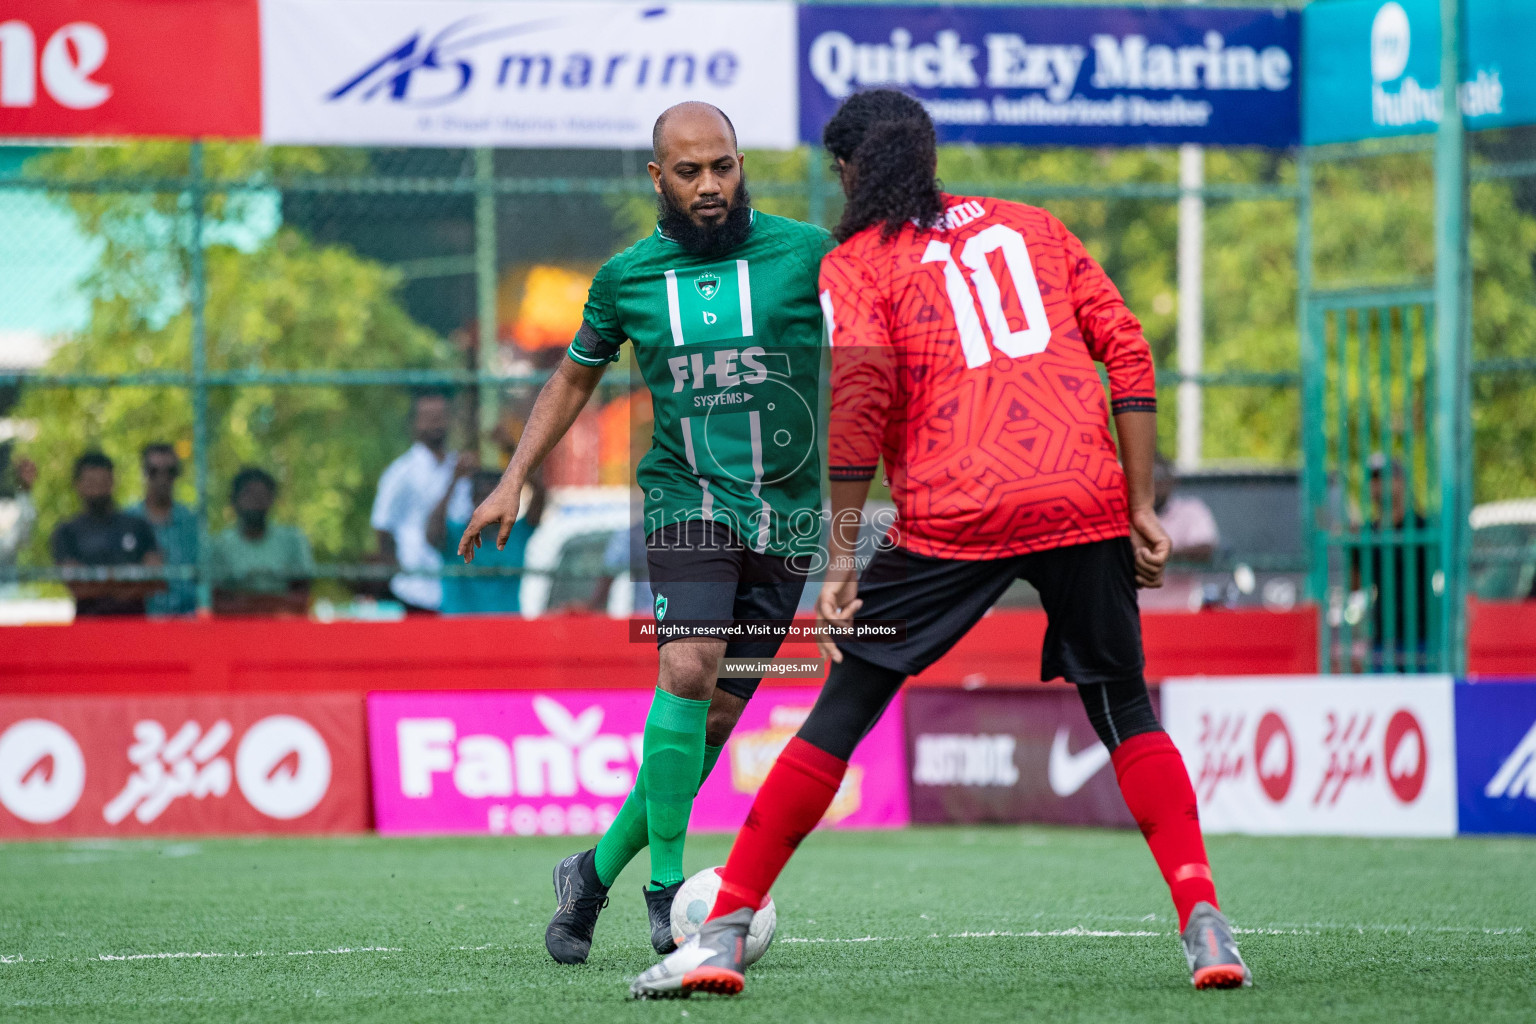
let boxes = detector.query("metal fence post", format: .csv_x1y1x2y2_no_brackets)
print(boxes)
188,140,212,613
807,147,827,230
474,148,499,456
1176,143,1205,471
1296,147,1328,669
1434,0,1470,674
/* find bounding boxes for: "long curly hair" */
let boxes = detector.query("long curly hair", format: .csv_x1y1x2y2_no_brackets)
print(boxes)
823,90,944,243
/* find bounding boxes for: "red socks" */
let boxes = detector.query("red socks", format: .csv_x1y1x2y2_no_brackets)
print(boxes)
707,737,848,921
707,730,1211,931
1111,731,1218,931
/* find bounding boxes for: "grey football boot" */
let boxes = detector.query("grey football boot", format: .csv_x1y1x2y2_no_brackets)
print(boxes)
629,906,752,999
643,882,683,955
544,849,610,965
1180,901,1253,989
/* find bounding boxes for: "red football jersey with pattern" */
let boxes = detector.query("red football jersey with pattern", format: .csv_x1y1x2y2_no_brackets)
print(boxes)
821,194,1156,560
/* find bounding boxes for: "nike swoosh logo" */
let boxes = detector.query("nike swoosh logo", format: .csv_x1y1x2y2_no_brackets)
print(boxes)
1048,727,1111,797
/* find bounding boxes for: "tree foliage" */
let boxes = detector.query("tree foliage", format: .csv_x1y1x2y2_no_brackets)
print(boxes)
18,135,1534,586
19,143,452,566
725,144,1533,499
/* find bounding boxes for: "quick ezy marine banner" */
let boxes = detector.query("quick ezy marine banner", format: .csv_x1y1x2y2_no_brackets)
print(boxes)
798,4,1300,147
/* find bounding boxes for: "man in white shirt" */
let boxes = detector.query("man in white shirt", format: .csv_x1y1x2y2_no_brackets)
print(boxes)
371,393,473,613
1154,453,1220,562
0,453,37,596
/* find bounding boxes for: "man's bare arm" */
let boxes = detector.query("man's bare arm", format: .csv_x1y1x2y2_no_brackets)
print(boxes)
459,359,607,560
816,477,874,663
1113,410,1171,589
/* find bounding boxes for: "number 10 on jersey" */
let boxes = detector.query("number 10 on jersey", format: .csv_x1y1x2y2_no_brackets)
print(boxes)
923,224,1052,369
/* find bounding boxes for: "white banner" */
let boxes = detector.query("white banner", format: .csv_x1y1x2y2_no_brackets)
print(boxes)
1162,676,1456,837
259,0,798,148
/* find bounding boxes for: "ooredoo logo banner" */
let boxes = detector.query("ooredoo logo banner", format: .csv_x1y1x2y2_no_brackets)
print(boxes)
368,689,909,836
1162,676,1456,837
0,0,260,138
0,695,367,838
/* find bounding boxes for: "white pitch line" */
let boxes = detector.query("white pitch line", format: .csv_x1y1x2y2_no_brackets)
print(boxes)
2,923,1525,967
2,946,406,966
780,927,1161,945
1248,922,1526,935
95,946,401,962
98,952,245,962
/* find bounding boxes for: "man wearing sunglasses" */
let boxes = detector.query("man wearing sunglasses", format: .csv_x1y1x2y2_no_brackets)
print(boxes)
127,442,199,616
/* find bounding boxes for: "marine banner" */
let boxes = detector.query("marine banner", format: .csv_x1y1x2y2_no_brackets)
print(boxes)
799,4,1300,147
260,0,799,148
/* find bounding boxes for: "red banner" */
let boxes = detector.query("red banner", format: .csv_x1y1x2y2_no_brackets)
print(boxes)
0,0,260,138
0,694,367,838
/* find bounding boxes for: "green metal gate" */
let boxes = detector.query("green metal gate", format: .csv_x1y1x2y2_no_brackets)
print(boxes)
1299,0,1476,676
1303,287,1445,673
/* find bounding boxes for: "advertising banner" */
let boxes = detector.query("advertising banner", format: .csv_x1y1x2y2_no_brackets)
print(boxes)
1455,680,1536,835
905,687,1146,828
260,0,798,149
1162,676,1456,837
0,694,368,838
0,0,261,138
368,688,907,836
799,4,1300,147
1304,0,1536,145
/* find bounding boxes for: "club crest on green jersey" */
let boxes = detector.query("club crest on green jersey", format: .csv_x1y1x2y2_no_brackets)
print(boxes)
694,273,721,300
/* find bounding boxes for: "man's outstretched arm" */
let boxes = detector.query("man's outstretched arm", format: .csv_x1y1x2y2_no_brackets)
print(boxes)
458,358,606,560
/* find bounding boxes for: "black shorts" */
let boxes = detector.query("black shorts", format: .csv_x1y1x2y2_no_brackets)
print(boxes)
838,536,1145,684
646,521,811,700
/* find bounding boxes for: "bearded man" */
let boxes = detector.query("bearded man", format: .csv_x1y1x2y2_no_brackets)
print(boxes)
458,101,834,964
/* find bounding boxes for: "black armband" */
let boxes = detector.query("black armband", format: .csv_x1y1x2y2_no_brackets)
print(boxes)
1111,396,1157,415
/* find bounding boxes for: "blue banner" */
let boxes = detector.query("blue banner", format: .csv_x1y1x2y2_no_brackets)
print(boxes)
797,5,1300,148
1304,0,1536,145
1455,681,1536,835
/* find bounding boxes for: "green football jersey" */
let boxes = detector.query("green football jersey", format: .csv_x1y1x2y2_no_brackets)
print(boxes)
569,211,834,557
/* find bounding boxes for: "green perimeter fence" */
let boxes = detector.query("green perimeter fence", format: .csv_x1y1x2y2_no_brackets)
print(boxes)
0,129,1533,670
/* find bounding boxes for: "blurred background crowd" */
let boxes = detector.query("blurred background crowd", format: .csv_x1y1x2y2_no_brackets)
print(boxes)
1,139,1533,632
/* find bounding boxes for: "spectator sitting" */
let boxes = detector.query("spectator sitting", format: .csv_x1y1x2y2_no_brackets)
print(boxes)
50,451,163,616
0,451,37,593
1154,453,1220,563
430,467,544,615
126,442,198,616
210,467,314,616
371,392,472,613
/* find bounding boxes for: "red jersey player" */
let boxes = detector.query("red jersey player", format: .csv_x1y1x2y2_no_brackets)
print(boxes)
632,89,1251,999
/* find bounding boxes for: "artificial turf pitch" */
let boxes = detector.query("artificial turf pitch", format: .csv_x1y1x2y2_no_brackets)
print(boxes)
2,827,1533,1023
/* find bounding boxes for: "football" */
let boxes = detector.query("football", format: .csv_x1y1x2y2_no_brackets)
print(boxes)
670,866,777,966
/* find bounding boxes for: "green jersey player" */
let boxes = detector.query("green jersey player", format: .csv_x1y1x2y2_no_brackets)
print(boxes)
458,102,833,965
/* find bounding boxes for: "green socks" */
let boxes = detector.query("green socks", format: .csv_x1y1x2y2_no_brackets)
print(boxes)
640,688,708,887
699,741,724,786
592,687,724,890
